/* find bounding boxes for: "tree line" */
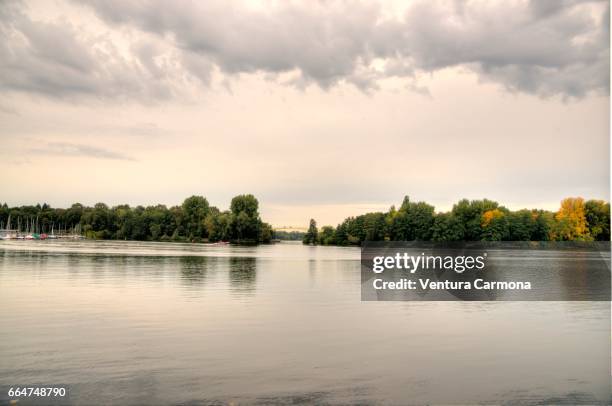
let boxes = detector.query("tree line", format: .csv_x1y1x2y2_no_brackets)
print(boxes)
0,194,272,244
273,230,305,241
302,196,610,245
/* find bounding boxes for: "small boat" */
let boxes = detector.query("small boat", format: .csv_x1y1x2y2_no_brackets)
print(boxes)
48,224,57,239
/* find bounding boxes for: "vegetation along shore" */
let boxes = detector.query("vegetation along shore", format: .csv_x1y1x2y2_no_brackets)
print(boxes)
0,195,609,245
301,196,610,245
0,195,271,244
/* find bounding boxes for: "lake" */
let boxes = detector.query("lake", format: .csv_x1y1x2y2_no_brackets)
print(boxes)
0,240,609,405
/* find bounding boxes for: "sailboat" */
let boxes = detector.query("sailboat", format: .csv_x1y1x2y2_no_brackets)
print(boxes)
48,223,57,239
0,214,12,239
16,217,24,240
25,217,35,240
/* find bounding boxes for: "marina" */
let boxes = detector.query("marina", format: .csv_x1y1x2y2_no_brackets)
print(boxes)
0,214,83,240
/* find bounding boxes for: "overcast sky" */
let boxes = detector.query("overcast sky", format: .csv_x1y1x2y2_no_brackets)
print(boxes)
0,0,609,227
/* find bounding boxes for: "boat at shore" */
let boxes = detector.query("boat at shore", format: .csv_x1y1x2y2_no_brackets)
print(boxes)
0,216,83,240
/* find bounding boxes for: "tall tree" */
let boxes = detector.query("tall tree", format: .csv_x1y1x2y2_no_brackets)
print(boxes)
182,195,210,240
388,196,435,241
303,219,318,245
229,194,262,242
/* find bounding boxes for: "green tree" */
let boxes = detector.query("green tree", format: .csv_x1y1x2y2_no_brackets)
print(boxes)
229,194,262,242
273,230,305,241
507,209,534,241
362,212,386,241
531,210,553,241
334,221,350,245
318,226,335,245
480,208,509,241
149,223,161,240
182,196,210,240
303,219,318,244
259,222,273,243
230,194,259,218
388,196,435,240
452,199,499,240
205,209,231,242
431,212,464,241
585,200,610,241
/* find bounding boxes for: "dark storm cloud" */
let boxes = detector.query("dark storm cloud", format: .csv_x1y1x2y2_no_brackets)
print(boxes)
29,142,136,161
0,0,608,99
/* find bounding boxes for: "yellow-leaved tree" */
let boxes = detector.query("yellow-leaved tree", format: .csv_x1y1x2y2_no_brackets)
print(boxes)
551,197,592,241
481,208,504,227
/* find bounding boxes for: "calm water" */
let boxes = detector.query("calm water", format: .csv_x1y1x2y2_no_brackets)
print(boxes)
0,240,609,405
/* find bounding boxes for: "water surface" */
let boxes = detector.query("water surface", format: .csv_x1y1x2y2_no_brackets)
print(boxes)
0,240,609,405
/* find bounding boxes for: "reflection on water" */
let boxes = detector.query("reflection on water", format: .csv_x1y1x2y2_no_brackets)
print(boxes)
0,240,609,405
229,257,257,294
362,244,610,301
180,256,209,286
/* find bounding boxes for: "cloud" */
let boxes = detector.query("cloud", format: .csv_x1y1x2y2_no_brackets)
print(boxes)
29,142,136,161
0,1,187,100
0,0,608,100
